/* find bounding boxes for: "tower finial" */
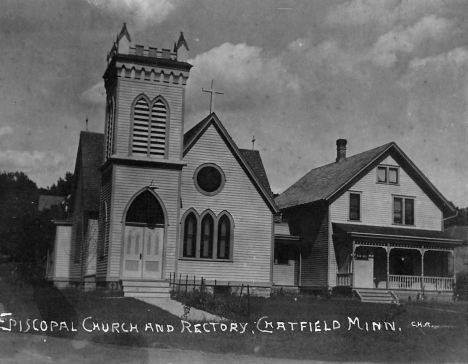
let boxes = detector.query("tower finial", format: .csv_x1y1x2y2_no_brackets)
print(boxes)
252,135,256,150
86,117,89,132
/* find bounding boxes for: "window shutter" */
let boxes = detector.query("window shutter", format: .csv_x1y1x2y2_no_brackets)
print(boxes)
150,99,167,157
132,98,150,156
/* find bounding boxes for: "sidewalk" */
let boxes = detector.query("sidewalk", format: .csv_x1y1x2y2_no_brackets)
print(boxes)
137,297,225,321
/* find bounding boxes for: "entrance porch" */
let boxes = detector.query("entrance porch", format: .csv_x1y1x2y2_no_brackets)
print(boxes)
333,223,461,296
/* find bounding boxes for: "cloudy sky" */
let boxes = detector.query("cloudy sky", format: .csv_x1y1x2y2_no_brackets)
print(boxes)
1,0,467,207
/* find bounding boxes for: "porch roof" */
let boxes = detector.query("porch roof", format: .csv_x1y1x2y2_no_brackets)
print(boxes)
333,223,463,246
274,221,300,242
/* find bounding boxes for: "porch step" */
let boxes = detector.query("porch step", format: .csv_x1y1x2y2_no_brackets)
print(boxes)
122,280,171,298
355,289,398,304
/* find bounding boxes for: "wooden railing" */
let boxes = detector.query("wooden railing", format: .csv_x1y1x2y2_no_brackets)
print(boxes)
423,277,454,291
336,273,352,286
389,275,454,291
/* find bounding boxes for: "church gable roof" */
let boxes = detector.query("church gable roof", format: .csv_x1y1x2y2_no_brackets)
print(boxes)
72,131,104,212
275,142,455,216
183,113,278,213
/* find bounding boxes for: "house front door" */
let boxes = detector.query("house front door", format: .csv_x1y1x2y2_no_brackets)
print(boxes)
123,225,163,279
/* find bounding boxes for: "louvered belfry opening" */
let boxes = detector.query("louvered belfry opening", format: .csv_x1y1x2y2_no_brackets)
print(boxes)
150,99,167,157
132,97,167,157
132,98,150,156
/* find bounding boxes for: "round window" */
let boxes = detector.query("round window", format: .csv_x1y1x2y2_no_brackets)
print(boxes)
194,164,225,196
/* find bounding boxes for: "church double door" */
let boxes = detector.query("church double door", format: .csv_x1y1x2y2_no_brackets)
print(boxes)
123,224,164,279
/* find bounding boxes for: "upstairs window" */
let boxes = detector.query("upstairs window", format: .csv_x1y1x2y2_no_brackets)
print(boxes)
393,197,414,225
131,96,168,157
349,193,361,221
377,166,399,184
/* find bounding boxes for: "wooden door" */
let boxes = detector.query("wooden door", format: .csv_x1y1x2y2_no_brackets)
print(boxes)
142,227,163,279
123,225,144,278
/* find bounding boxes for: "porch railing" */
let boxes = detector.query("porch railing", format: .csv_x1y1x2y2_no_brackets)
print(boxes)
423,277,454,291
336,273,352,286
389,275,453,291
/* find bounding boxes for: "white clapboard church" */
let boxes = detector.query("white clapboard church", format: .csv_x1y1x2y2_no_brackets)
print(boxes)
46,25,279,297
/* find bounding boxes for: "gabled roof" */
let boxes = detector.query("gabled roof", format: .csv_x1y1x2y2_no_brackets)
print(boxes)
275,142,455,216
72,131,104,212
183,113,278,214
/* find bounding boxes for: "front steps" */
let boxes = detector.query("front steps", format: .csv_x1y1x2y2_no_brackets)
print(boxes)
122,280,171,298
354,289,398,304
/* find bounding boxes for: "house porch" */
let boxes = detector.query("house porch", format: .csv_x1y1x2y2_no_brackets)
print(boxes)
333,223,462,295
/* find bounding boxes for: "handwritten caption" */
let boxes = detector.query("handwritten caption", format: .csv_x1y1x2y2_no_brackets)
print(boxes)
0,313,415,334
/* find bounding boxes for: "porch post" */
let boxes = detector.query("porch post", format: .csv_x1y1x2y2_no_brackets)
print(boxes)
421,248,425,291
386,244,390,290
351,240,355,288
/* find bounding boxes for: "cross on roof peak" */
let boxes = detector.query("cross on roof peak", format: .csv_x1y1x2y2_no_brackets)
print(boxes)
202,80,224,114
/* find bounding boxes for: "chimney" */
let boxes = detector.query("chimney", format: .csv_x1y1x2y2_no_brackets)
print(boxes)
336,139,347,162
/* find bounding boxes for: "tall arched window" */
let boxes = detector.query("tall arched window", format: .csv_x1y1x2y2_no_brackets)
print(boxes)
150,99,167,157
183,212,197,258
200,214,214,259
131,96,168,157
217,215,231,259
105,97,115,159
132,97,150,156
125,190,165,226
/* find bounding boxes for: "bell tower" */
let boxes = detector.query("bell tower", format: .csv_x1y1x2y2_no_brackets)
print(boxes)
97,24,191,284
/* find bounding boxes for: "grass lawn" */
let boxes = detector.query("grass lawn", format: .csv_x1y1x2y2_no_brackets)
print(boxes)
1,264,466,363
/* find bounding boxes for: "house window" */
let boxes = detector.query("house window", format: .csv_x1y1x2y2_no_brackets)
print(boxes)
131,95,168,157
217,215,231,259
105,97,115,159
181,211,234,260
183,212,197,258
393,197,414,225
200,214,214,258
377,166,399,184
349,193,361,221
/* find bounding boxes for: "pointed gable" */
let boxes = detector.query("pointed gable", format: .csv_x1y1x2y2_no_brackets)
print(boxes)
183,113,278,213
276,142,455,216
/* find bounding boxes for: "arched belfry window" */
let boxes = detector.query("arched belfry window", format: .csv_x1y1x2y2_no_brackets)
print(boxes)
125,190,164,226
150,99,167,157
106,97,116,159
131,95,168,157
132,97,150,156
183,212,197,258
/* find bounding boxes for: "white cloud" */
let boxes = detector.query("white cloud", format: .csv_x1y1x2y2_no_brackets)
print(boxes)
87,0,183,27
0,126,13,138
81,81,106,105
370,15,453,67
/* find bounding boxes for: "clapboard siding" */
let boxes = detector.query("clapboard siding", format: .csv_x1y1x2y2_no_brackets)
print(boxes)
300,208,329,287
178,125,272,284
330,155,443,230
108,165,180,279
54,225,72,279
96,170,112,279
69,179,83,281
115,79,183,160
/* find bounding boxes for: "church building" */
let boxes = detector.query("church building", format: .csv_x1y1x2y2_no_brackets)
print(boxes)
46,25,279,297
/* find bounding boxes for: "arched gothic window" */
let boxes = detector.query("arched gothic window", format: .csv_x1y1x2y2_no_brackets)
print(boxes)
131,96,168,157
106,97,115,159
217,215,231,259
200,214,214,258
183,212,197,258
